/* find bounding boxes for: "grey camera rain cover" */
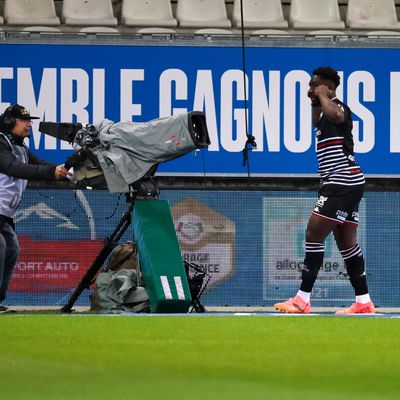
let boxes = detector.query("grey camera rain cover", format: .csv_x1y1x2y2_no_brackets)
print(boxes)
91,114,196,192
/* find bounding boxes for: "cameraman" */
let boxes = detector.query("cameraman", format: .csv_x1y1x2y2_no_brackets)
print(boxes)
0,104,70,311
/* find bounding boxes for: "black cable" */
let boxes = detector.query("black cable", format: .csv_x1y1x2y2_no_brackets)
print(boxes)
33,187,86,220
240,0,249,140
239,0,257,182
32,187,123,221
104,192,124,219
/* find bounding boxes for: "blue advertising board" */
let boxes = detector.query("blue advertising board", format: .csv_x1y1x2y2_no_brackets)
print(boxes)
1,43,400,176
8,189,400,308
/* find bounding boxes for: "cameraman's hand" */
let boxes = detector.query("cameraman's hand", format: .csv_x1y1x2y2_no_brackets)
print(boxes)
54,165,71,180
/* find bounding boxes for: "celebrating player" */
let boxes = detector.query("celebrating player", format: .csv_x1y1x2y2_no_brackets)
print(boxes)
274,67,375,315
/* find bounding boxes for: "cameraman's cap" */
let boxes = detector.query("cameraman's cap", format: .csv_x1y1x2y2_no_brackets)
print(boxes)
11,104,40,120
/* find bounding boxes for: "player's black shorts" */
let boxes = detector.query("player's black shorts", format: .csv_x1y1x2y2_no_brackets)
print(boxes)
312,184,364,225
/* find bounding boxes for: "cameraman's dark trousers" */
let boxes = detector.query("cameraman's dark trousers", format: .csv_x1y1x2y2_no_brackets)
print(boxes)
0,216,19,303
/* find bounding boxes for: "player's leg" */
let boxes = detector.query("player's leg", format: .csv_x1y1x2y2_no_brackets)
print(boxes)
274,213,336,313
300,213,336,292
333,191,375,314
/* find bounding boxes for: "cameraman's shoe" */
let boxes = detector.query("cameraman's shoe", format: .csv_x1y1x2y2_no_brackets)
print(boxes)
274,295,311,314
335,301,376,315
0,305,9,312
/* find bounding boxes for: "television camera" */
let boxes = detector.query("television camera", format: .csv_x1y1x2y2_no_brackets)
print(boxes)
38,111,210,193
38,113,211,313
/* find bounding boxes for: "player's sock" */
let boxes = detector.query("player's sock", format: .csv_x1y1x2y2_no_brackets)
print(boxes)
355,294,371,304
340,244,369,296
296,290,311,303
299,242,324,292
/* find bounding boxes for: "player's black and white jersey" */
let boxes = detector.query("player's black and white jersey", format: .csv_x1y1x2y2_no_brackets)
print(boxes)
315,98,365,187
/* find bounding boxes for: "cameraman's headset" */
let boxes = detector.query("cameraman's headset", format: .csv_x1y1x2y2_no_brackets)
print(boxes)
0,105,18,132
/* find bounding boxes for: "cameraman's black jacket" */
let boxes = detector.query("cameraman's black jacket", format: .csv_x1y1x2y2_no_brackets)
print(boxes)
0,134,56,180
0,133,57,220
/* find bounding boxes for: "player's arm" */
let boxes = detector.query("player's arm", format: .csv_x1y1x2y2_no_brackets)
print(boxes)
315,85,345,124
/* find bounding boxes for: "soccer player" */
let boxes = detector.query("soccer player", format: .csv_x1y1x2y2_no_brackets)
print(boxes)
274,67,375,314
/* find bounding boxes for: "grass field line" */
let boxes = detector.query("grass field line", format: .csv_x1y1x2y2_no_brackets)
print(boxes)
4,305,400,313
3,311,400,318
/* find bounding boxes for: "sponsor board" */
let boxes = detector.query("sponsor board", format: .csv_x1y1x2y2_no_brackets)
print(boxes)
9,190,102,294
171,197,235,289
10,237,103,292
263,196,366,302
1,45,400,175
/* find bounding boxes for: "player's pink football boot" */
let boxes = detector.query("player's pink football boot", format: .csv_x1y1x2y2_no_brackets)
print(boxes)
335,301,376,315
274,295,311,314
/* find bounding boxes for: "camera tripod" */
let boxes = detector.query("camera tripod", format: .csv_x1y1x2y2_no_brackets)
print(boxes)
60,193,134,313
60,187,208,313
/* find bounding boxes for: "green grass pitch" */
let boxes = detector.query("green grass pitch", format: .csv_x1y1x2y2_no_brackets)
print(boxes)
0,315,399,400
